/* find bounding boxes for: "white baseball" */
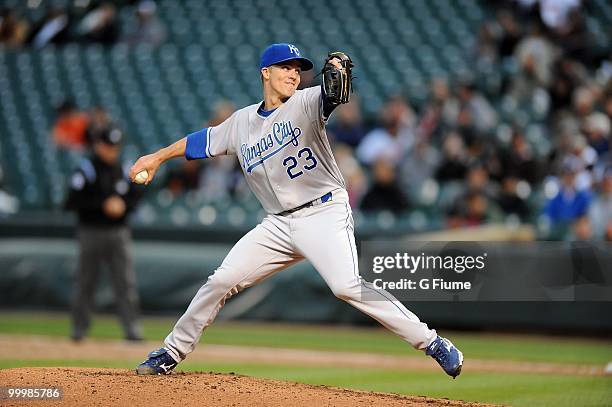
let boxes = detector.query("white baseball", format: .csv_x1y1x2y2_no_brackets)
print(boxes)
134,170,149,184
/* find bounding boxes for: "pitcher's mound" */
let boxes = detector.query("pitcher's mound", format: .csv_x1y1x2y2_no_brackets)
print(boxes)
0,367,488,406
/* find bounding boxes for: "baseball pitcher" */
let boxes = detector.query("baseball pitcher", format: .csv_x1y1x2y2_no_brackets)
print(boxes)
131,43,463,378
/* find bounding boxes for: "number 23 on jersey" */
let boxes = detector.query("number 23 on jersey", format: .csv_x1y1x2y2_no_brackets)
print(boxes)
283,147,318,179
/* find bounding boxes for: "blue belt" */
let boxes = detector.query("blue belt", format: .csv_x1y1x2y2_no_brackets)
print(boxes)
277,192,333,216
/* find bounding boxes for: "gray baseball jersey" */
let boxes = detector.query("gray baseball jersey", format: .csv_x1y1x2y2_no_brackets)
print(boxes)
185,86,345,213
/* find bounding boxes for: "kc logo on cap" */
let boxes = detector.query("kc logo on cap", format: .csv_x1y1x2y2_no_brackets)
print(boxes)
260,43,314,71
287,44,300,56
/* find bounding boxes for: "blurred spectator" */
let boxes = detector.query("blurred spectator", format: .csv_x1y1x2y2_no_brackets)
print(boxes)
549,57,589,113
123,0,166,47
446,163,504,227
356,95,415,165
500,129,542,184
495,9,522,60
573,86,598,119
572,134,598,170
464,192,492,226
466,165,498,199
588,167,612,240
497,176,530,220
52,100,90,151
0,8,29,48
475,141,506,183
435,132,469,182
558,86,597,136
565,136,597,192
544,157,592,225
198,157,237,202
473,21,499,69
456,81,497,138
327,98,366,148
510,22,560,101
29,8,71,49
551,6,593,64
464,137,489,169
64,127,143,342
360,159,410,214
165,160,202,197
547,130,575,174
417,78,459,141
584,112,610,156
333,144,367,208
400,137,440,190
446,191,496,228
76,2,120,45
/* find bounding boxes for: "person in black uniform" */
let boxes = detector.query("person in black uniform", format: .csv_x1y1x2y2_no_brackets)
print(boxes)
65,127,143,341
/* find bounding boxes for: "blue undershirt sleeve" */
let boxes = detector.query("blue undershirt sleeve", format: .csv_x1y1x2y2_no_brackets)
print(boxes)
185,128,209,160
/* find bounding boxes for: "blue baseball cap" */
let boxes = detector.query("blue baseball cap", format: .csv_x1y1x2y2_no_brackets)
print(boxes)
259,43,313,71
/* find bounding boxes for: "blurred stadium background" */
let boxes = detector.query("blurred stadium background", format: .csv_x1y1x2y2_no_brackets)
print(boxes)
0,0,611,332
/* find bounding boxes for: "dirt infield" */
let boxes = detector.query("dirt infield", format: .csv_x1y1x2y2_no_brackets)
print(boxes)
0,367,491,407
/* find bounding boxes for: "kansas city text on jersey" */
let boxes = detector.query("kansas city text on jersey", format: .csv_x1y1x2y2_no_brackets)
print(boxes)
241,120,302,173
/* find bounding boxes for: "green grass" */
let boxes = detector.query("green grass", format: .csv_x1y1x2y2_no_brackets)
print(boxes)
187,363,611,407
1,312,611,366
1,359,610,407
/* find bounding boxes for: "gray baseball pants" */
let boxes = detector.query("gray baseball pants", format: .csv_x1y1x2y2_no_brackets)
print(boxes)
164,189,435,361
